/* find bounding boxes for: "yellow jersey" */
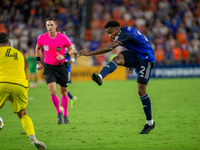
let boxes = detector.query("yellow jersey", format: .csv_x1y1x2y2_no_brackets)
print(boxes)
0,46,28,87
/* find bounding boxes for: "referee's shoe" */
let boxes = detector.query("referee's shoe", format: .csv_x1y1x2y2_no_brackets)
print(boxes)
92,73,102,86
57,112,63,124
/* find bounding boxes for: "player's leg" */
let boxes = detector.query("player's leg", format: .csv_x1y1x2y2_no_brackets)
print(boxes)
0,99,7,109
60,86,69,124
68,90,73,99
137,82,155,134
67,72,77,108
135,59,155,134
0,83,10,109
32,66,37,88
57,64,70,124
12,84,46,149
68,90,77,108
119,51,155,134
32,73,37,88
29,72,33,88
47,82,62,124
17,108,35,138
18,109,46,149
92,53,125,85
44,63,62,123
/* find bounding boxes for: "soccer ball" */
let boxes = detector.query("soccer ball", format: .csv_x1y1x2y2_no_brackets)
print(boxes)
0,117,4,130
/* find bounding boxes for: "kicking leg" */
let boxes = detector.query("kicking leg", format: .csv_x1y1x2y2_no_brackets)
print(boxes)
92,54,125,85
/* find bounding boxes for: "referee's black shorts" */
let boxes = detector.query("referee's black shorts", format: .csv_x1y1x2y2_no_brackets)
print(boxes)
43,63,68,87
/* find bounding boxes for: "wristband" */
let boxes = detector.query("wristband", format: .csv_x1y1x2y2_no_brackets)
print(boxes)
64,53,70,58
36,57,41,61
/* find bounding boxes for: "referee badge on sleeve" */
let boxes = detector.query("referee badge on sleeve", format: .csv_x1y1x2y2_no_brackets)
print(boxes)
44,45,49,51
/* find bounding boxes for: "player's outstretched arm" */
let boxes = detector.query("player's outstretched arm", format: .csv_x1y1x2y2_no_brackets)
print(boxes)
79,42,120,57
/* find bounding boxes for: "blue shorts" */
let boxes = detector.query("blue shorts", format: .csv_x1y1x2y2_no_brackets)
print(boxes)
120,50,154,84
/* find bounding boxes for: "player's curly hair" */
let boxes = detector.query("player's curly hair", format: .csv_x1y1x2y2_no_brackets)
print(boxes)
0,32,9,44
104,21,120,29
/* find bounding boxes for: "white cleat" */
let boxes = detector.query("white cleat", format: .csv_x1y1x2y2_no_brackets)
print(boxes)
30,136,46,150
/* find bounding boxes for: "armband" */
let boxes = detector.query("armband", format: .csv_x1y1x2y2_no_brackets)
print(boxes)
36,57,41,61
64,53,70,58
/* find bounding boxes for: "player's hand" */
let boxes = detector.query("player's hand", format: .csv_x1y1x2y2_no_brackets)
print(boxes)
128,68,134,76
78,50,90,57
36,62,43,70
56,52,65,61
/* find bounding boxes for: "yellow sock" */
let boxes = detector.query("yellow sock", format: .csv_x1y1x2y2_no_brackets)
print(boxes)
20,115,35,137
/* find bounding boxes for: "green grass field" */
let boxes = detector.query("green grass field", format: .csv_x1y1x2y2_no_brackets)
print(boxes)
0,78,200,150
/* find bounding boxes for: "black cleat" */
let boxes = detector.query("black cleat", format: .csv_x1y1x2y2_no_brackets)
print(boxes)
63,116,70,124
57,112,63,124
92,73,102,86
140,122,155,134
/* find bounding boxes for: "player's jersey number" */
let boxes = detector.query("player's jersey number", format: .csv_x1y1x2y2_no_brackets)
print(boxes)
139,62,151,79
5,48,18,60
139,66,145,78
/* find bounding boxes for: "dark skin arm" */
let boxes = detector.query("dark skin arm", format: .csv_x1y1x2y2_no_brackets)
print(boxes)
79,42,120,56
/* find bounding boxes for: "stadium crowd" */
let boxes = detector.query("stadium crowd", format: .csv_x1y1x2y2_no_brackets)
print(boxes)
0,0,83,56
0,0,200,67
86,0,200,66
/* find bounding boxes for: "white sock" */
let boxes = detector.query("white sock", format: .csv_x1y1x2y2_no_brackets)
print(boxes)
146,119,154,126
98,74,102,80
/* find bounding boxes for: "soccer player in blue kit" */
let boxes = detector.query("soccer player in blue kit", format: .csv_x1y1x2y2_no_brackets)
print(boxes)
65,46,77,108
79,21,155,134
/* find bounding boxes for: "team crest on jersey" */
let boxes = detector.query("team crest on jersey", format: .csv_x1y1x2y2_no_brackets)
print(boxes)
56,47,61,51
44,45,49,51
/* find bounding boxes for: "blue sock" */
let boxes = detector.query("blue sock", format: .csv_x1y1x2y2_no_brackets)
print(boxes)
100,60,118,79
140,93,152,120
68,91,73,99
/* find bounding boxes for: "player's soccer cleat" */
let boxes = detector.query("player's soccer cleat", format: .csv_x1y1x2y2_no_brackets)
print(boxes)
73,96,77,100
92,73,102,86
140,122,155,134
30,136,46,150
71,96,77,108
57,112,63,124
63,116,70,124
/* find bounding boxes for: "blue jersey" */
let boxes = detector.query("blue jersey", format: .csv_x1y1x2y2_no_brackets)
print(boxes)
66,56,71,72
114,27,155,63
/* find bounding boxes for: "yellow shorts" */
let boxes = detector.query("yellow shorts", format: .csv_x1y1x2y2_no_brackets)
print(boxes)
0,83,29,113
